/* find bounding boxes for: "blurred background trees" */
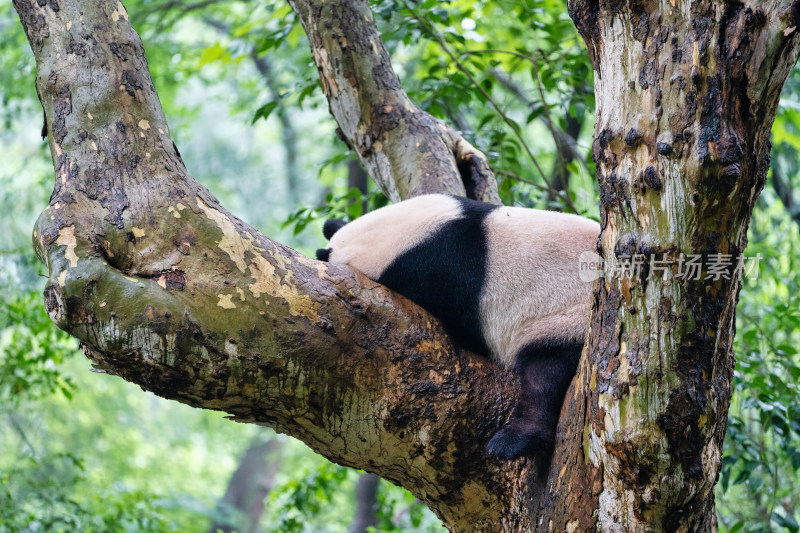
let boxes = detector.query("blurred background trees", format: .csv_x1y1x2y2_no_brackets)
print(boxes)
0,0,797,530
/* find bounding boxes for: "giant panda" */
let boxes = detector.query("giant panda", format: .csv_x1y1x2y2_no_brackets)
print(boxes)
316,194,600,459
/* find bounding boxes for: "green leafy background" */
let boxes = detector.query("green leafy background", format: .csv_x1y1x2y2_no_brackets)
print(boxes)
0,1,798,531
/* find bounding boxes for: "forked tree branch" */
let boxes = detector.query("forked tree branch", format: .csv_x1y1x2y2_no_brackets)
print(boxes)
13,0,529,528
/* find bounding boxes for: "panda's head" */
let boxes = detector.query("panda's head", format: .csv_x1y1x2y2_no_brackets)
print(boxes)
315,219,347,262
313,194,464,279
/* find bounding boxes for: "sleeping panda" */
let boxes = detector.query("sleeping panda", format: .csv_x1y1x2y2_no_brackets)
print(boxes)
316,194,600,460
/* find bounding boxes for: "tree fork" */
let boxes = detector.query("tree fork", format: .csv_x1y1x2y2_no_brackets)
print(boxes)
12,0,527,529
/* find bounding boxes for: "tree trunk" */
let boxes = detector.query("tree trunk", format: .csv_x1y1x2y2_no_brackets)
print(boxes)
209,435,282,533
348,159,369,214
771,154,800,227
250,49,302,206
548,92,586,204
348,473,380,533
12,0,800,530
534,1,800,530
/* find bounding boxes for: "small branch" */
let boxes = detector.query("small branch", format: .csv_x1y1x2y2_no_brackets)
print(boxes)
494,169,553,193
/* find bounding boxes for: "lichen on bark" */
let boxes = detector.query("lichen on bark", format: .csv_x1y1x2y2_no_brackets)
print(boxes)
14,0,529,529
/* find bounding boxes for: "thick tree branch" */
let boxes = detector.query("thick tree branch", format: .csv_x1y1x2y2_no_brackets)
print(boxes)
13,0,527,529
288,0,501,204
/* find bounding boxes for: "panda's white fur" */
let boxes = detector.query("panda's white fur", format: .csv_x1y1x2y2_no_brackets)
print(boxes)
325,194,598,368
319,194,600,459
479,204,599,367
325,195,463,280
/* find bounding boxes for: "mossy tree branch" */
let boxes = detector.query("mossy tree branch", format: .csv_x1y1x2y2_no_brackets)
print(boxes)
13,0,526,529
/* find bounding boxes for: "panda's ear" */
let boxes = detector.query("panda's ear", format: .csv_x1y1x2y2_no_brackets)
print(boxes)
316,248,331,262
323,219,347,240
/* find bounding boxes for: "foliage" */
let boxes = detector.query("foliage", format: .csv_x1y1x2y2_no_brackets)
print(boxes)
282,187,389,236
1,453,180,533
0,293,77,406
372,478,440,532
715,182,800,533
375,0,597,213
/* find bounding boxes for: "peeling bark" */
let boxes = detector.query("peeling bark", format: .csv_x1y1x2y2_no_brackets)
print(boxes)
288,0,501,205
535,1,800,530
13,0,527,529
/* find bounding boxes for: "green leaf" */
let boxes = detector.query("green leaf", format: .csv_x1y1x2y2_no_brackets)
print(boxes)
252,101,279,124
728,521,745,533
196,42,231,68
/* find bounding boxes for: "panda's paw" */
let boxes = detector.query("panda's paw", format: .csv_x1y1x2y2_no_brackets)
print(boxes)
486,429,533,460
485,428,553,460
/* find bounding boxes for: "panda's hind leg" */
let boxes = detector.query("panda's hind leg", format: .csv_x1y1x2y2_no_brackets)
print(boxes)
486,340,583,460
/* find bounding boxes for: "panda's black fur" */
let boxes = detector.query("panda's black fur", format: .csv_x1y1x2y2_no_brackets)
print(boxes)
316,194,599,460
377,197,495,357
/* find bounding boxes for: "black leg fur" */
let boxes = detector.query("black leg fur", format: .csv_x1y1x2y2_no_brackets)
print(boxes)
486,340,583,460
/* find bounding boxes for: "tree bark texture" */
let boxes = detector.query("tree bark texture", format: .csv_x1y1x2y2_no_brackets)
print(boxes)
533,1,800,531
287,0,501,205
14,0,800,530
13,0,529,529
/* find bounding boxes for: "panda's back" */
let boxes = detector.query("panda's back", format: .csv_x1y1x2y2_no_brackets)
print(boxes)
479,206,599,367
374,195,498,356
325,194,599,366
